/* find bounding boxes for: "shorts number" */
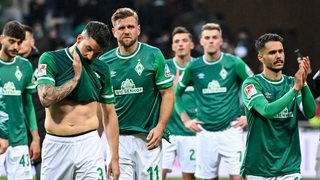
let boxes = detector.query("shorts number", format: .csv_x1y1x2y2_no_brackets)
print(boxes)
147,165,159,180
237,151,242,162
189,149,195,160
19,154,30,167
97,167,105,180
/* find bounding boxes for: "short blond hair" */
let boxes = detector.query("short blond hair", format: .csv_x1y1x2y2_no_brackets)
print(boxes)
201,23,222,37
111,7,139,27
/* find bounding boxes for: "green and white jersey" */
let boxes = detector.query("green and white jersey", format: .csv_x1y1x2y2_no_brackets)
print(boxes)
240,74,301,177
166,58,196,136
37,48,115,104
0,81,8,139
100,42,174,138
176,53,252,131
0,56,36,146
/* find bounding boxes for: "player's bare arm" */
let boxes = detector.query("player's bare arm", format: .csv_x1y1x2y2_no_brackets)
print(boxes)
147,86,174,150
0,138,8,154
38,48,82,107
102,103,120,180
29,130,40,161
38,80,78,107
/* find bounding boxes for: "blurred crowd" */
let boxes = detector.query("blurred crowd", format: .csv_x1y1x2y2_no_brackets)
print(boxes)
0,0,260,72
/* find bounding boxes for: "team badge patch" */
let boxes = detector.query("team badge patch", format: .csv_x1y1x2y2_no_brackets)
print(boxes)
244,84,257,99
164,64,171,77
38,64,47,76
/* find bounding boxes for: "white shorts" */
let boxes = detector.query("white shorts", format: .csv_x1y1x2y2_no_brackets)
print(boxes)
0,145,33,179
246,173,301,180
162,135,196,173
119,134,162,180
316,142,320,180
41,130,106,180
195,124,244,179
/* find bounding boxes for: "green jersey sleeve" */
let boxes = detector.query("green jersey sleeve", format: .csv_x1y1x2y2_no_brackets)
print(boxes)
25,61,37,94
154,50,174,89
235,57,253,81
23,91,37,131
175,63,193,115
242,77,296,119
0,86,8,139
37,52,57,86
299,85,316,118
100,64,115,104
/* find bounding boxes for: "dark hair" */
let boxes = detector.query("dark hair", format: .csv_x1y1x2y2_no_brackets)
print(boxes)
171,26,193,41
83,21,111,50
255,33,283,52
2,20,25,40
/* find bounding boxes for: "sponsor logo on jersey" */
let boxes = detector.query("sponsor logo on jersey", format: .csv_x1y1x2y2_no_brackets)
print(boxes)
264,92,272,99
274,107,294,118
114,79,143,95
185,86,194,92
15,66,22,81
135,59,144,76
202,80,226,94
2,81,21,96
110,71,116,77
244,84,257,99
164,64,171,77
197,73,205,79
94,72,100,79
38,64,47,76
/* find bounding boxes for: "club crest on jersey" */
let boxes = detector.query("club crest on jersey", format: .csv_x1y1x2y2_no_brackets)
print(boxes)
244,84,257,99
164,64,171,77
38,64,47,76
219,66,227,79
15,66,22,81
135,59,144,76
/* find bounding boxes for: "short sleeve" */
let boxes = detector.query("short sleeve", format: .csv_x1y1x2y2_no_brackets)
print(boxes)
36,52,56,86
154,49,174,89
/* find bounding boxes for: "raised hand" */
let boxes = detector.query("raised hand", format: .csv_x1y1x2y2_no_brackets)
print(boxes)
72,47,82,81
173,69,180,85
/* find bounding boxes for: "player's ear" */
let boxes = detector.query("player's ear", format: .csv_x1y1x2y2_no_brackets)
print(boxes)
257,53,263,63
76,34,84,44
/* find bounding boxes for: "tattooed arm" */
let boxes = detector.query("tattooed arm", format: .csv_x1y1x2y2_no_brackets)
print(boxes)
37,46,82,107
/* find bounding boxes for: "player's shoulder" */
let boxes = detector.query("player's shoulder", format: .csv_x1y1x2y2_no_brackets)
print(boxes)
100,47,117,59
15,56,32,66
142,42,157,49
222,52,243,63
243,73,260,83
92,59,109,71
166,58,174,64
